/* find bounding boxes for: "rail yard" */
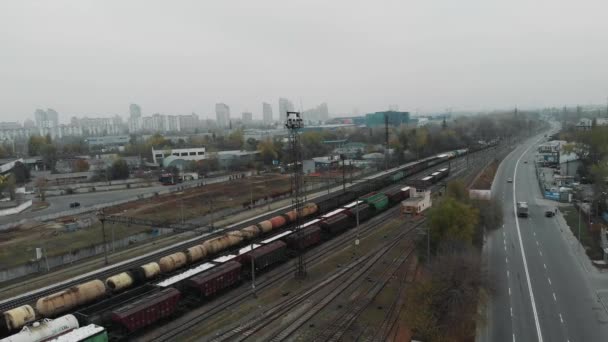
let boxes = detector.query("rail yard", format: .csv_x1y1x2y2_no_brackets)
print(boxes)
0,142,506,342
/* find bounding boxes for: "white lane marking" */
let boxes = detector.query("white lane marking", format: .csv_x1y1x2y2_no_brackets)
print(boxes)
543,263,547,269
540,250,543,256
513,333,516,342
513,138,544,342
511,307,514,317
533,231,536,236
536,241,539,246
509,287,512,296
553,293,557,301
506,257,509,263
559,313,564,323
548,277,552,285
505,245,507,251
507,270,510,278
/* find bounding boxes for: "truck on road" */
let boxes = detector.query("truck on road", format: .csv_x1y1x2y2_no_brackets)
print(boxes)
517,201,529,217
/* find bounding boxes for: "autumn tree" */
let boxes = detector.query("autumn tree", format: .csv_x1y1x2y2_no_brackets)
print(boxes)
258,139,278,165
109,159,130,180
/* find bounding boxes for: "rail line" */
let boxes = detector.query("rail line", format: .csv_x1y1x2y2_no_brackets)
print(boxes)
209,220,423,342
146,145,499,341
147,205,420,341
0,144,500,318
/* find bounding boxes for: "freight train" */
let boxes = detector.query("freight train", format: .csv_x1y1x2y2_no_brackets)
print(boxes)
0,145,487,340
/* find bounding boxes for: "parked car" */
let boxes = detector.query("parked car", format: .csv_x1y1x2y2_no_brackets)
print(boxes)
545,210,555,217
69,202,80,208
507,178,513,183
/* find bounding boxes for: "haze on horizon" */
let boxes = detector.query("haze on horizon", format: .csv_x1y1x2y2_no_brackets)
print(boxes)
1,0,607,122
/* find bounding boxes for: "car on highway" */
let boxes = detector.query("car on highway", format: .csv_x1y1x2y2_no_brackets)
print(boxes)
507,178,513,183
69,202,80,208
524,160,528,164
545,210,555,217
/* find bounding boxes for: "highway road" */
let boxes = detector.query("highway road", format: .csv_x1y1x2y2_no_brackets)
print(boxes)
0,173,245,225
481,127,608,342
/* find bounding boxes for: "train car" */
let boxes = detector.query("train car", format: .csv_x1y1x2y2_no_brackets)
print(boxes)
75,284,158,328
407,176,433,190
0,305,36,337
320,208,347,220
284,226,322,251
233,244,262,265
342,201,373,222
360,192,389,212
319,213,352,235
155,263,217,290
36,280,107,318
260,230,293,245
105,262,160,292
241,241,287,276
110,288,181,334
435,167,449,182
390,171,405,183
315,192,356,215
384,186,406,204
48,324,107,342
1,314,79,342
185,261,242,298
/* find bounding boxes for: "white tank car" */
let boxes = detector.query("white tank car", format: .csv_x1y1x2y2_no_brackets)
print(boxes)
0,314,79,342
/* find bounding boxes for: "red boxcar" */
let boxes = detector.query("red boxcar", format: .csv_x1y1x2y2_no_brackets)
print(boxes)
319,213,353,235
110,287,181,333
285,226,322,250
384,186,405,204
185,261,242,298
241,241,287,274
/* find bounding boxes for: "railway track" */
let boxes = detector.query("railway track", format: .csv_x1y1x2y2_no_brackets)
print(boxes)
145,145,500,341
0,144,501,316
208,219,422,342
310,241,414,342
147,204,419,342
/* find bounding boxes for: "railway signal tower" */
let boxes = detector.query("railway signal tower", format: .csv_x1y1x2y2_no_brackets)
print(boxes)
286,111,307,279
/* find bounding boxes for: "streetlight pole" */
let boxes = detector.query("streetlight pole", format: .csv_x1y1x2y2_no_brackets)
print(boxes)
250,240,256,298
355,199,360,259
96,211,109,266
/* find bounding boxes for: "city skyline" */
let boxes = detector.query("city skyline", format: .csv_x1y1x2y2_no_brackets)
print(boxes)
3,1,608,123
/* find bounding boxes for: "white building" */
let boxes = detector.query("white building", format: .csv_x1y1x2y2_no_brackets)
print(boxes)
401,188,432,215
152,147,206,165
302,103,329,123
263,102,273,123
216,103,231,128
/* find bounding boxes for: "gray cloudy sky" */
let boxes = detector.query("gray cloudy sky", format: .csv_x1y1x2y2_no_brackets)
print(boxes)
1,0,607,123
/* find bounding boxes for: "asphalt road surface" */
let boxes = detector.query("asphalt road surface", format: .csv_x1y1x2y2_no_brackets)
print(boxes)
481,126,608,342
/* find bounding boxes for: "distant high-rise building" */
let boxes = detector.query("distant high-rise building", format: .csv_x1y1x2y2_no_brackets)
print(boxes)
34,108,59,128
178,113,199,132
130,104,142,119
242,112,253,123
303,103,329,123
278,98,294,120
215,103,230,128
263,102,273,123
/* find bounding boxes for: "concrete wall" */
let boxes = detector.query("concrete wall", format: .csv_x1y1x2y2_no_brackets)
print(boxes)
0,229,171,283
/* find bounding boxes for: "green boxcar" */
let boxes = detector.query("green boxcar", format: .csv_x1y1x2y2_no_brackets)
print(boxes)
390,171,405,182
360,192,389,211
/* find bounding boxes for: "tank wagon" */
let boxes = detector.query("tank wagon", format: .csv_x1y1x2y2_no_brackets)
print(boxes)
1,147,478,339
0,314,79,342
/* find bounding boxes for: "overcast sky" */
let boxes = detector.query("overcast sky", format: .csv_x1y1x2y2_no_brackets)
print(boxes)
1,0,608,123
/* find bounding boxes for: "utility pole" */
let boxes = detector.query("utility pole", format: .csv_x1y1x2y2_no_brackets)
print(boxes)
355,199,360,259
385,113,389,171
286,111,306,279
250,238,256,298
96,211,109,266
341,154,346,193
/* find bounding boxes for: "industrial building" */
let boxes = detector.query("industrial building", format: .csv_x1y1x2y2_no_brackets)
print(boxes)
365,111,410,127
152,147,206,165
